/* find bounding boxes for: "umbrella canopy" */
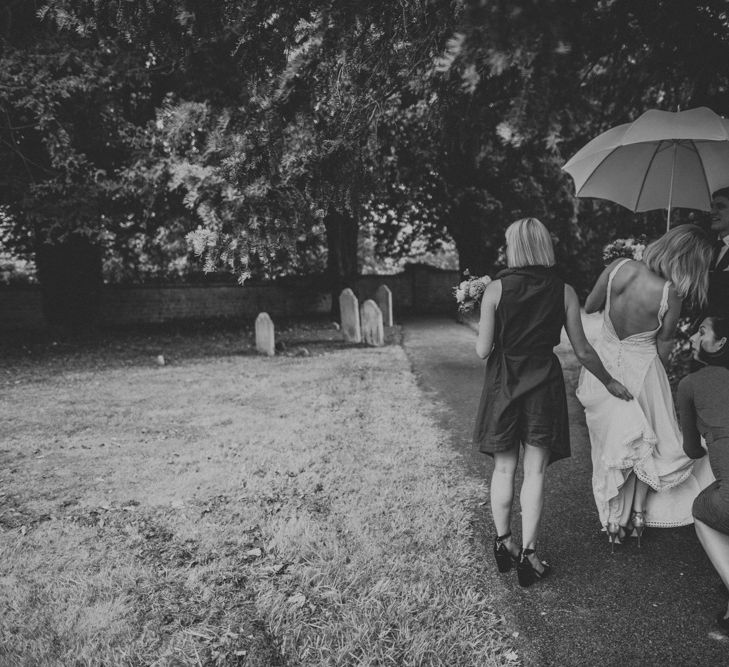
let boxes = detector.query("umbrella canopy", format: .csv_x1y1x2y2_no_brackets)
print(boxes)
562,107,729,227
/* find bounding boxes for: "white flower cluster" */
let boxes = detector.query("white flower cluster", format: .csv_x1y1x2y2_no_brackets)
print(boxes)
602,236,647,265
454,274,493,313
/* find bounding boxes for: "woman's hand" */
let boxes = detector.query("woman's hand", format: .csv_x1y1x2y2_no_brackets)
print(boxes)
605,378,633,401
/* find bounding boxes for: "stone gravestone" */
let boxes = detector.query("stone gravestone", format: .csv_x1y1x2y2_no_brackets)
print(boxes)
375,284,393,326
255,312,275,356
339,288,361,343
360,300,384,347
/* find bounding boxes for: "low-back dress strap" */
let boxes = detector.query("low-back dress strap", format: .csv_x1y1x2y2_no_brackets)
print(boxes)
605,258,632,317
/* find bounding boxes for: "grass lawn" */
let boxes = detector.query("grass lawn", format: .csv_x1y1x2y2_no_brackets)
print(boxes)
0,323,518,666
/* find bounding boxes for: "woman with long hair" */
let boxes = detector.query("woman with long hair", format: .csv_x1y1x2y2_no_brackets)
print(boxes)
577,224,715,548
679,315,729,634
474,218,632,587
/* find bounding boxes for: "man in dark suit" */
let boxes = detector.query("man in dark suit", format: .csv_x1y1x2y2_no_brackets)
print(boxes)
707,187,729,318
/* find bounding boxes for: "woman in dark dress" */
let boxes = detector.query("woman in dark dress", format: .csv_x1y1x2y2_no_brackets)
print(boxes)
474,218,633,587
679,315,729,632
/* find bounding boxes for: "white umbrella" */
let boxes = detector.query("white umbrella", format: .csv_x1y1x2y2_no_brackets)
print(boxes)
562,107,729,231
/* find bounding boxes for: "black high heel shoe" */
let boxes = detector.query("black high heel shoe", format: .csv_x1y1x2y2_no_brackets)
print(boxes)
493,532,518,573
517,547,551,587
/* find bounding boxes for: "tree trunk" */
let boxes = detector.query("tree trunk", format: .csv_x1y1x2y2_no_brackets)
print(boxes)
454,228,491,277
324,208,359,318
35,234,103,334
449,196,497,277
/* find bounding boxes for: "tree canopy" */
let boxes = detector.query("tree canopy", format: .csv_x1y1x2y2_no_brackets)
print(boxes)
3,0,729,320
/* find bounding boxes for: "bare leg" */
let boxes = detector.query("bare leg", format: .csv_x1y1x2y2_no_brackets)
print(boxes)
617,473,636,528
491,447,519,557
694,519,729,619
632,478,650,513
521,443,550,571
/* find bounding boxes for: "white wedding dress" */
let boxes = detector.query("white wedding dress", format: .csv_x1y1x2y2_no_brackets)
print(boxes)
577,259,713,528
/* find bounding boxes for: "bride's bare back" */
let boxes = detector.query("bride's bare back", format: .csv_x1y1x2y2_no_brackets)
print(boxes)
609,262,670,339
585,259,682,359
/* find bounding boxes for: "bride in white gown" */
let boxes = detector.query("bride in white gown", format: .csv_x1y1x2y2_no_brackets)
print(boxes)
577,224,715,547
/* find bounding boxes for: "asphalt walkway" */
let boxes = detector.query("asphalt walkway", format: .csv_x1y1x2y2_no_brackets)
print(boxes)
401,316,728,667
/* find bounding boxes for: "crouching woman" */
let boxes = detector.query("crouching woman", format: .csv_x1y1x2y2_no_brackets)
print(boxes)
679,315,729,633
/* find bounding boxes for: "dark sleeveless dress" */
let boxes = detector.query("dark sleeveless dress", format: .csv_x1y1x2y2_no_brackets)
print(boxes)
473,266,570,464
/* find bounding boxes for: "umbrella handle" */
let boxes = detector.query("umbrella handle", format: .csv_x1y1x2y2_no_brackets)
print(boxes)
667,141,677,232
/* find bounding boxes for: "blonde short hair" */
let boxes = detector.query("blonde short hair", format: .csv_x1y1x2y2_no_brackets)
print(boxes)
642,223,713,308
505,217,556,268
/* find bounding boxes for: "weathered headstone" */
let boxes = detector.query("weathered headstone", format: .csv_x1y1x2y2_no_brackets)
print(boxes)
339,288,361,343
375,284,393,326
255,312,275,356
360,300,384,347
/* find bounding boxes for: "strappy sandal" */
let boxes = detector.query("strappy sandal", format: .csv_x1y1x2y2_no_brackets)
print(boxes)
517,547,551,587
493,532,519,573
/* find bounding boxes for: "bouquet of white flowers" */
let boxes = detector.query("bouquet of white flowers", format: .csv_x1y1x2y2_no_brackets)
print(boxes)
602,236,647,265
454,270,492,314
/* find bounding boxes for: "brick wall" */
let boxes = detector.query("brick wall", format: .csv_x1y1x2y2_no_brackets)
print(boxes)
0,265,459,332
99,284,332,324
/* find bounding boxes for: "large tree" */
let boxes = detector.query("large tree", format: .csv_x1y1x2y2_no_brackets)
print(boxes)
0,1,171,328
20,1,458,315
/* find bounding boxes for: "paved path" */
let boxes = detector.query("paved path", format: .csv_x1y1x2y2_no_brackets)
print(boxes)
401,316,728,666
